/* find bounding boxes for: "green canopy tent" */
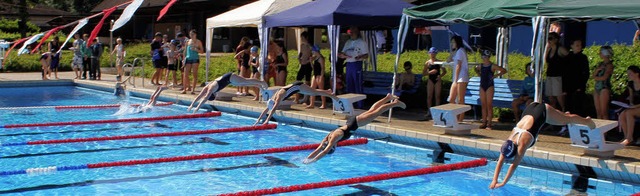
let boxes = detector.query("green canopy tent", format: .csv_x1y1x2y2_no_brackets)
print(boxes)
390,0,550,122
537,0,640,21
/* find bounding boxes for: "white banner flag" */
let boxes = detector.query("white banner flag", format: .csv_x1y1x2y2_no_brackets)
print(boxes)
17,33,44,56
110,0,143,31
57,19,88,54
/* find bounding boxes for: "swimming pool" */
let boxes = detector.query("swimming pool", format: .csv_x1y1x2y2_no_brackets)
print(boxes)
0,86,637,195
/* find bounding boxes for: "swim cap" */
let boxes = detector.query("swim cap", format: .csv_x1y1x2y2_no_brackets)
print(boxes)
501,140,517,159
251,46,259,52
428,47,437,54
312,45,320,52
481,49,491,58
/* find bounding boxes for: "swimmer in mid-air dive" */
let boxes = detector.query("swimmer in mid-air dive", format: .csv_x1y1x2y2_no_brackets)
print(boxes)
137,86,169,112
303,94,406,164
188,72,268,113
254,81,338,125
490,102,595,189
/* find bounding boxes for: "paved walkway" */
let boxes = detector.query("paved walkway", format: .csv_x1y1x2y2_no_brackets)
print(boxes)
2,71,640,179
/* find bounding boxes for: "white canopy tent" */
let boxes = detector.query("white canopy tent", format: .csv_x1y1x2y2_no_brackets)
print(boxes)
204,0,312,82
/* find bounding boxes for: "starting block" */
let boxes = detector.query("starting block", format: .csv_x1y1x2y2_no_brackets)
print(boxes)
568,119,623,158
429,104,477,135
333,93,367,117
214,92,237,101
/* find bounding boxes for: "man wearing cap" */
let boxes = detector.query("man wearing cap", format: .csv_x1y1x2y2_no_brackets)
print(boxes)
339,26,368,108
490,102,595,189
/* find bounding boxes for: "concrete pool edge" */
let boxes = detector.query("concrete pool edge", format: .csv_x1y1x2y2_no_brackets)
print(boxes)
11,79,640,185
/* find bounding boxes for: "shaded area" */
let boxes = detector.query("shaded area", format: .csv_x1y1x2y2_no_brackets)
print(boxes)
0,156,296,194
343,184,398,196
1,137,227,159
0,122,172,137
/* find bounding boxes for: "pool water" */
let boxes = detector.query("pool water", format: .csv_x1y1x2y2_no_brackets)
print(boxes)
0,86,637,195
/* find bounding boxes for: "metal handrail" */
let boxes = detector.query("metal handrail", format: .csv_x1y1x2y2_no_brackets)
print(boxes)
121,63,135,87
132,58,145,88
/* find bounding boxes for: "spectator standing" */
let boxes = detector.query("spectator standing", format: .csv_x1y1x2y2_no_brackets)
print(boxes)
234,42,252,96
306,45,328,109
474,50,507,129
249,46,261,101
236,37,250,95
274,40,288,86
111,38,125,81
339,26,368,108
423,47,446,118
90,38,103,80
563,39,590,116
176,33,187,87
592,46,614,120
295,31,313,104
70,34,83,79
182,30,203,94
545,32,568,111
164,40,179,87
160,34,171,83
150,32,164,85
48,37,60,79
81,34,91,80
265,41,279,86
447,35,470,121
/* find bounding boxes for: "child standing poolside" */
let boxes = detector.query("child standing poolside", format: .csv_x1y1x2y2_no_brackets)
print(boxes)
474,50,506,129
249,46,261,101
165,40,179,87
423,47,446,118
111,38,125,81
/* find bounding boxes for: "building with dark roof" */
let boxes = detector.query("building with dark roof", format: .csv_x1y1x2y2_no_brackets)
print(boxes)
0,2,76,30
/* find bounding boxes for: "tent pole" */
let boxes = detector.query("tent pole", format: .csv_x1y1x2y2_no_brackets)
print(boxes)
388,15,409,123
205,27,213,84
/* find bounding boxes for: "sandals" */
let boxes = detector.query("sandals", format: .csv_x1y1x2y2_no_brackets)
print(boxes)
486,121,492,130
479,120,487,129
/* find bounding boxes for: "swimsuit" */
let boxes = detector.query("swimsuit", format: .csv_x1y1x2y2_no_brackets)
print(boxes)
629,81,640,104
516,102,547,147
297,63,312,82
251,57,259,74
241,53,250,69
480,63,494,91
339,115,359,142
594,62,611,93
312,58,323,76
281,81,303,100
208,73,233,101
427,63,440,84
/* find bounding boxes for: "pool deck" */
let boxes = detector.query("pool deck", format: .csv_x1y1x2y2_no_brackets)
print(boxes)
2,71,640,184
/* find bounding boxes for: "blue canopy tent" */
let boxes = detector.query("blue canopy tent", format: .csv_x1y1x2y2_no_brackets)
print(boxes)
264,0,419,120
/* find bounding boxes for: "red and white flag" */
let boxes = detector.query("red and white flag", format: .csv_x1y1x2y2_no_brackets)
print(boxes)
157,0,178,21
87,6,117,47
111,0,144,31
2,37,29,67
18,33,43,56
58,19,88,54
31,26,63,54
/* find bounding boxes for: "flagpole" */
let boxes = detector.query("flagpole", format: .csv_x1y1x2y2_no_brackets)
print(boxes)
110,19,114,68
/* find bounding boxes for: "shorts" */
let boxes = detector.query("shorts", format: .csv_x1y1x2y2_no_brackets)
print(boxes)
544,76,562,96
167,64,177,71
50,53,60,69
185,59,200,64
115,56,124,66
296,63,312,82
72,56,83,69
153,60,165,69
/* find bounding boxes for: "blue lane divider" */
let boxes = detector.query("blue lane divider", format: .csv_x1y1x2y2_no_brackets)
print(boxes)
1,142,28,147
0,165,88,176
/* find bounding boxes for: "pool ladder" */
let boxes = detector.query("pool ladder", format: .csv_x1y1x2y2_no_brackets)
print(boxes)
122,58,145,88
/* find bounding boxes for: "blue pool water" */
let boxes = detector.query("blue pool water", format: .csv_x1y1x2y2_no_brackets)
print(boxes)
0,86,637,195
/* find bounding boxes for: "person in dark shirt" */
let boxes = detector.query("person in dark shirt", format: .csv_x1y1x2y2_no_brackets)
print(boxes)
563,39,590,116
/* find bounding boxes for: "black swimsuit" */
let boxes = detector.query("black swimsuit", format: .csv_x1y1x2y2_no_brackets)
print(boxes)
338,116,359,142
519,102,547,146
208,73,233,101
312,58,323,76
251,57,258,74
276,53,287,73
281,81,303,100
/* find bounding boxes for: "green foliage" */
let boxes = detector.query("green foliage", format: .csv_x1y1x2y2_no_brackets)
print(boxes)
0,18,40,35
2,50,74,72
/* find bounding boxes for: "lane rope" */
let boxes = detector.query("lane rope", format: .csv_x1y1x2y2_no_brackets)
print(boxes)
1,112,221,128
54,102,174,110
0,102,173,110
2,124,277,146
219,158,488,196
0,138,368,176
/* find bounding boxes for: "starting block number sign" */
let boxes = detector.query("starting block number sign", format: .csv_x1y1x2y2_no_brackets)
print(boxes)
334,100,346,112
429,104,471,128
567,119,617,149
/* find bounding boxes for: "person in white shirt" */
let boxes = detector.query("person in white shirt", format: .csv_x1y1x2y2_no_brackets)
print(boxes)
447,35,469,121
339,26,368,108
